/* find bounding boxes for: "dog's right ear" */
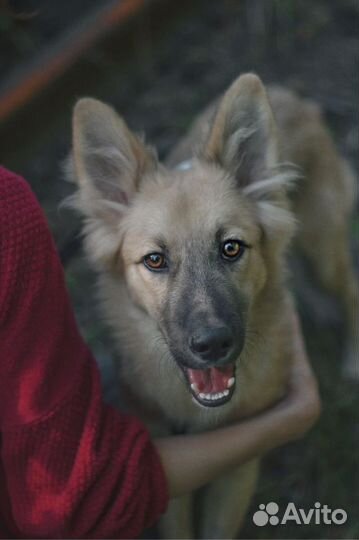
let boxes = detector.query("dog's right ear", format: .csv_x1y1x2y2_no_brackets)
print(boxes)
69,98,157,266
72,97,156,221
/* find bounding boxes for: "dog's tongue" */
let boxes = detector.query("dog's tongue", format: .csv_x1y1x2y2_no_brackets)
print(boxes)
187,365,234,393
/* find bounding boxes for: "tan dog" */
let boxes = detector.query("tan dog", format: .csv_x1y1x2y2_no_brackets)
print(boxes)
68,74,358,538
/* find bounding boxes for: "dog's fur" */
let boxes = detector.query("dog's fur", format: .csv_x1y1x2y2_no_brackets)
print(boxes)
68,74,358,538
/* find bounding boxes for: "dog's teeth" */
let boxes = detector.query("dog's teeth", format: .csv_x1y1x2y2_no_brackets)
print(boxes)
198,391,229,401
191,383,199,393
227,377,235,388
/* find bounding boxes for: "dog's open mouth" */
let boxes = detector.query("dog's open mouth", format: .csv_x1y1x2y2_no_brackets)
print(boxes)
185,364,235,407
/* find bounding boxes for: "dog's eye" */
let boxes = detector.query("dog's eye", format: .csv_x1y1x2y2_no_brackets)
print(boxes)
221,240,245,261
143,253,167,271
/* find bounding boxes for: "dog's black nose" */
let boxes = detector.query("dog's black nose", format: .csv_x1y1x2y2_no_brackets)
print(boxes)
189,327,234,362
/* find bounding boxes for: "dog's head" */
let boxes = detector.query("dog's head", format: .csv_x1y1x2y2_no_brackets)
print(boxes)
70,74,296,408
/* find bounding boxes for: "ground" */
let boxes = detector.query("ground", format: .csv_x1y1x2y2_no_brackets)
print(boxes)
1,0,358,538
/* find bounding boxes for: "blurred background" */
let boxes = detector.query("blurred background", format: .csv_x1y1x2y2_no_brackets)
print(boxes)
1,0,358,538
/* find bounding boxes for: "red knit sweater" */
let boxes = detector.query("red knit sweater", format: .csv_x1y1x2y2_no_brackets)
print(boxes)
0,166,168,538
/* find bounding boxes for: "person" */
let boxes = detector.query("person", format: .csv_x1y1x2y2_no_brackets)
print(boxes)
0,165,320,539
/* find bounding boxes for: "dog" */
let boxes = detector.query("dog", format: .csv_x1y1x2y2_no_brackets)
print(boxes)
68,73,358,538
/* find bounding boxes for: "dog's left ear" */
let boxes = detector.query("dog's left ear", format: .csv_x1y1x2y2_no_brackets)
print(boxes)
202,73,277,185
203,74,296,243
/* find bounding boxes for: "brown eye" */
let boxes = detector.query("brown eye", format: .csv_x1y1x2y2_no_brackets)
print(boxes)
221,240,244,261
143,253,167,271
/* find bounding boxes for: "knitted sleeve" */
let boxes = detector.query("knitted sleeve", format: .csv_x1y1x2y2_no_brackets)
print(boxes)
0,166,168,538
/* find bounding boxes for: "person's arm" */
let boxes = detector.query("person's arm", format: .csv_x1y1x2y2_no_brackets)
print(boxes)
0,167,168,539
155,309,320,497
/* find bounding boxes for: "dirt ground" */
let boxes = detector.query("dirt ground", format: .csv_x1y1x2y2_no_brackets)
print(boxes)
1,0,358,538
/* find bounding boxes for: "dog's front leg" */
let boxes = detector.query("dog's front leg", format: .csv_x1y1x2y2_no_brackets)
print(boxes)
158,493,194,539
198,459,259,539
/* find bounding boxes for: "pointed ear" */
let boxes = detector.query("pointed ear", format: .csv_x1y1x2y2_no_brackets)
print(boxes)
202,74,297,245
72,97,157,221
68,98,157,267
202,73,278,186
